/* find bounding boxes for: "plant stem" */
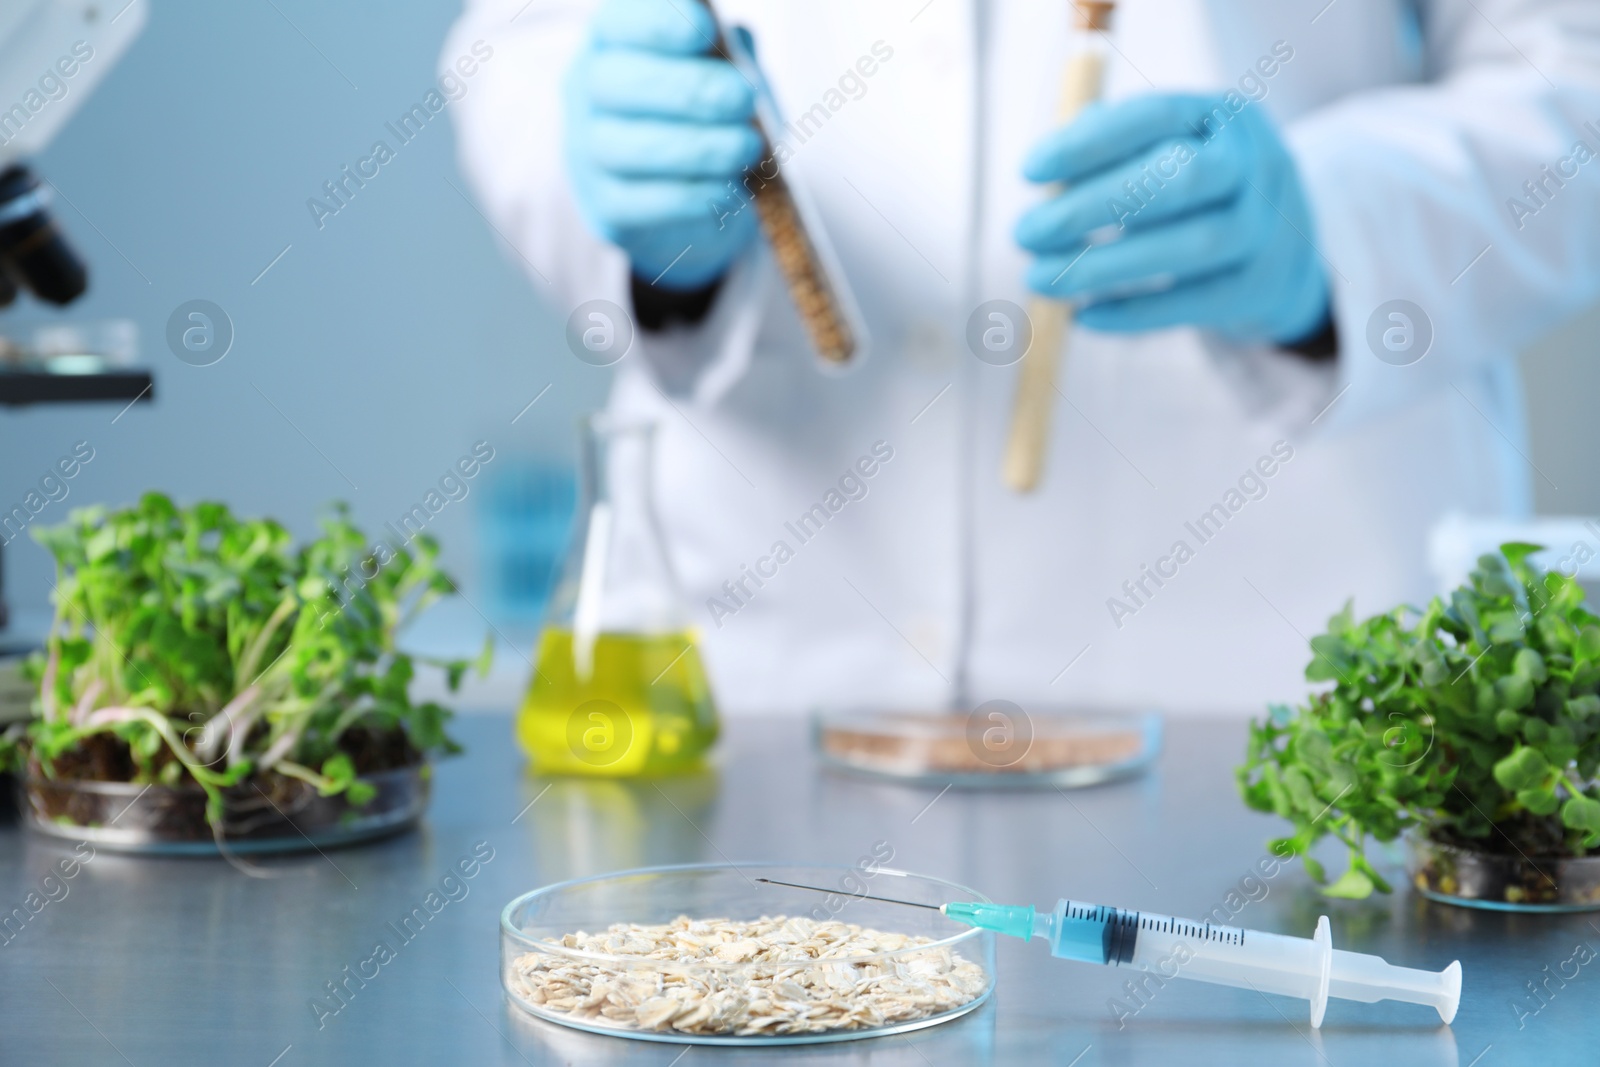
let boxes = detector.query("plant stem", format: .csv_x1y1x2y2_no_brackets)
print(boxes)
236,593,297,690
273,759,337,793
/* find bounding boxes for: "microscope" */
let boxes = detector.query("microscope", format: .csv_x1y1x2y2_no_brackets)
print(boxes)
0,0,148,661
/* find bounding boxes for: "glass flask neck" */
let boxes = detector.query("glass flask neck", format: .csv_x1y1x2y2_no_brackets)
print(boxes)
578,416,663,541
547,416,690,641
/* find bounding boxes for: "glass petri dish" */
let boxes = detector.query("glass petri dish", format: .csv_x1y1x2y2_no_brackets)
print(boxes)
1406,831,1600,912
500,863,996,1045
814,707,1161,789
19,764,428,855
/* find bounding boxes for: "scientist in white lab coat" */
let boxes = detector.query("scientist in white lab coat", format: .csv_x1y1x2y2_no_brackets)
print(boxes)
444,0,1600,715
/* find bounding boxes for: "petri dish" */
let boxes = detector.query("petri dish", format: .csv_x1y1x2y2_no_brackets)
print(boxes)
19,764,429,855
1407,831,1600,912
814,707,1161,789
500,863,995,1045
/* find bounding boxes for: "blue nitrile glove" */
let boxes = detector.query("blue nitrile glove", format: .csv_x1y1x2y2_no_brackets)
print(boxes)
564,0,764,290
1015,94,1329,346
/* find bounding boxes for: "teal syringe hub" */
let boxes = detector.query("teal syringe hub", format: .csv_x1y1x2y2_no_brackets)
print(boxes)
941,901,1035,941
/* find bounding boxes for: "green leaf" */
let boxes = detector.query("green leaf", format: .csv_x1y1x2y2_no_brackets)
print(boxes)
1282,768,1318,813
1268,836,1300,859
1419,649,1450,687
1306,637,1348,682
1486,613,1525,644
85,526,118,562
1322,867,1375,899
1517,786,1560,816
1492,747,1548,792
1566,694,1600,720
1560,795,1600,836
318,752,357,797
1322,763,1358,801
1475,554,1517,598
1451,589,1485,639
1261,763,1290,816
1513,648,1548,683
1499,542,1544,573
1495,673,1534,712
1297,731,1335,776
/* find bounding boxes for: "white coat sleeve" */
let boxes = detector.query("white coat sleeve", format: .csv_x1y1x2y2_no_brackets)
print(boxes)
440,0,769,405
1283,0,1600,430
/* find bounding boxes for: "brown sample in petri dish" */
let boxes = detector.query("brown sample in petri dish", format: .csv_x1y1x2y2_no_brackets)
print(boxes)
814,709,1160,787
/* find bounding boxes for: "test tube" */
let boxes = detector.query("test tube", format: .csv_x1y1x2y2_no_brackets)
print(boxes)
699,5,865,366
1002,1,1115,492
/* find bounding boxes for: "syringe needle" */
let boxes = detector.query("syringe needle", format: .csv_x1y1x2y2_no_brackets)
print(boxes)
753,878,944,910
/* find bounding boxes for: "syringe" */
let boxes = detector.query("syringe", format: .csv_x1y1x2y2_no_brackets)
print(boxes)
755,879,1461,1027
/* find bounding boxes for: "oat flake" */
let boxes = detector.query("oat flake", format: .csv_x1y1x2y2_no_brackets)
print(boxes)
509,914,988,1037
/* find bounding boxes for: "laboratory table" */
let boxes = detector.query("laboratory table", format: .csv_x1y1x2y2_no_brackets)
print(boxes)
1,713,1594,1066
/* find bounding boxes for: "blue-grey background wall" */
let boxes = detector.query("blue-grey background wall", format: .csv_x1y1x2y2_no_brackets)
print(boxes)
0,0,606,687
1,0,1597,703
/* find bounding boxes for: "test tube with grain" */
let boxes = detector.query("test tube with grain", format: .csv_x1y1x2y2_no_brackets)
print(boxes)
699,3,863,366
1002,1,1115,492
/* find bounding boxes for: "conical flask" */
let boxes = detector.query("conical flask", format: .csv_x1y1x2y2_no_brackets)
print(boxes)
517,416,719,775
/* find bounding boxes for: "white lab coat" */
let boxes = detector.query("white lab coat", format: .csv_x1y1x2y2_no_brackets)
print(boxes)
444,0,1600,715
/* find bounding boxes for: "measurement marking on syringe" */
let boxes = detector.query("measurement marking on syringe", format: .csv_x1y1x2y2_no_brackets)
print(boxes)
1136,915,1243,945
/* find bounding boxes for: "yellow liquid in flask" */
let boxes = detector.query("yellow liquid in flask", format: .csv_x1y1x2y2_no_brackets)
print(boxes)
517,629,719,776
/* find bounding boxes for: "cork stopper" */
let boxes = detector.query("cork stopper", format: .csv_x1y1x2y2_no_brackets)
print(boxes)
1074,1,1114,30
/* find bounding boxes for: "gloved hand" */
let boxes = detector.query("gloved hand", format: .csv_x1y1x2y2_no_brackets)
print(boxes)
565,0,764,290
1015,94,1330,346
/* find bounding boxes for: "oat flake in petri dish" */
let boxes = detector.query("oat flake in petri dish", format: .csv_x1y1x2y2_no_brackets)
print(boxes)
500,863,996,1045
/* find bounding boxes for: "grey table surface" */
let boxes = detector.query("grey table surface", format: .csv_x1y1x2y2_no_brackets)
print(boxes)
1,713,1594,1066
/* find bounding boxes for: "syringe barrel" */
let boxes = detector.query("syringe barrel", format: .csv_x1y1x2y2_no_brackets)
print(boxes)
1129,921,1321,1001
1045,900,1318,1001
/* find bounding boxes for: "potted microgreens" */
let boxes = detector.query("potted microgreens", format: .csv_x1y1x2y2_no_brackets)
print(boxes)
1239,543,1600,910
0,492,489,853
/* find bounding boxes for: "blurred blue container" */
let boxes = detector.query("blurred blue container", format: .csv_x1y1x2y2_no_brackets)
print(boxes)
479,459,577,625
